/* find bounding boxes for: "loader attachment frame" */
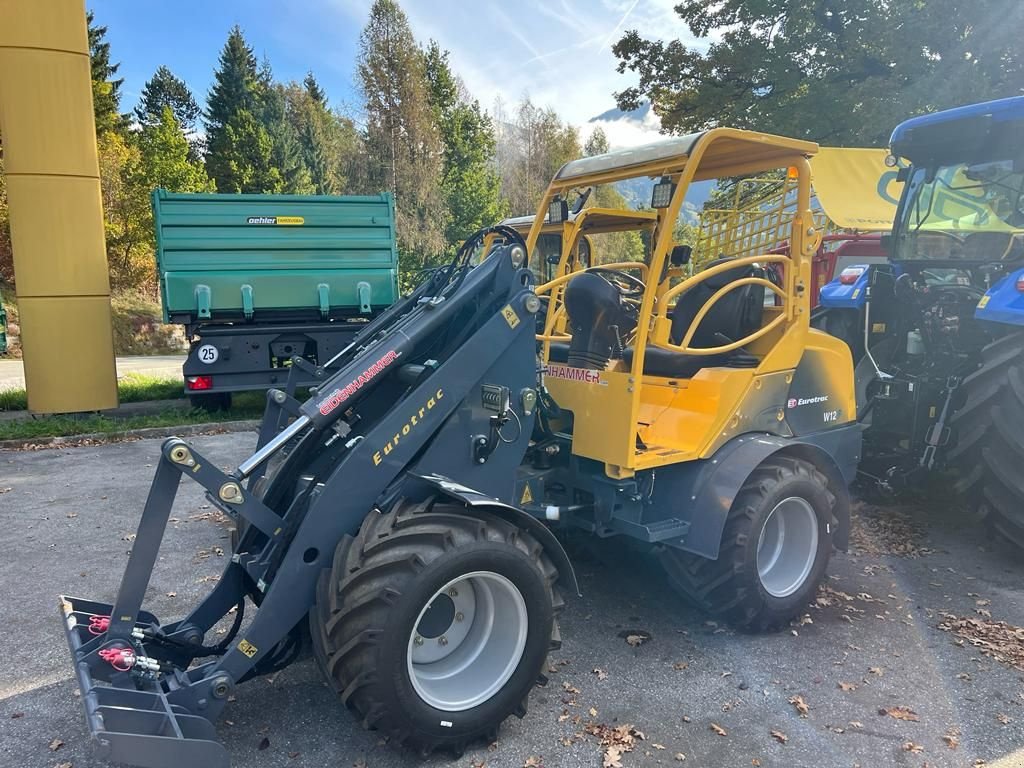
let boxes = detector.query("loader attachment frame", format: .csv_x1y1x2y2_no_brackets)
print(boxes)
59,238,569,768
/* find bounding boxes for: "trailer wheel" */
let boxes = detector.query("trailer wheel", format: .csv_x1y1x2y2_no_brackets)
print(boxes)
660,456,835,632
309,497,562,755
948,330,1024,550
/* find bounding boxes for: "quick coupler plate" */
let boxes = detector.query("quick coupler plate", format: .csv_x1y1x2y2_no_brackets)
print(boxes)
59,595,229,768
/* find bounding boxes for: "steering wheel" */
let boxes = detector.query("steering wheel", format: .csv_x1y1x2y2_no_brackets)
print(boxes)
585,267,646,298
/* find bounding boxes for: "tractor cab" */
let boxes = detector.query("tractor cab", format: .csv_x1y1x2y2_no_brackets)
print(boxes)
527,129,856,478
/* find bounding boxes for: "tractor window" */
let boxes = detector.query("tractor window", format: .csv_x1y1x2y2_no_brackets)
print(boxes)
895,159,1024,261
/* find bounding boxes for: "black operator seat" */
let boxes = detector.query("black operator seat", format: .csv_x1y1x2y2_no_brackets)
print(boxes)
621,257,765,378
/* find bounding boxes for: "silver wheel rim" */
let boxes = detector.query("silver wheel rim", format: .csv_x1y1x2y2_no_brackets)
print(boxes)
407,571,529,711
756,497,819,598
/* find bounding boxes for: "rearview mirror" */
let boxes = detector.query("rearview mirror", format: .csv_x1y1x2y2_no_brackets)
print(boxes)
670,244,692,266
546,253,561,265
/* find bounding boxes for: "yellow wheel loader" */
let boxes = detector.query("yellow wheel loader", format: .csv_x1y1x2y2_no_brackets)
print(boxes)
59,128,858,768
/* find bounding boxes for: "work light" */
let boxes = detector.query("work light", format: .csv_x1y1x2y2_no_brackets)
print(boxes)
651,176,675,208
548,197,568,224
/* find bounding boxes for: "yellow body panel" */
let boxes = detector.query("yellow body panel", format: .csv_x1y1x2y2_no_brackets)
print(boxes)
0,0,117,412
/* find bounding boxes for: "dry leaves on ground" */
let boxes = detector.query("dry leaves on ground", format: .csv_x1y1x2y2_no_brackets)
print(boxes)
849,502,933,557
937,614,1024,671
943,731,960,750
523,757,543,768
881,706,920,722
593,668,608,681
770,729,788,744
788,695,810,717
583,723,645,768
997,714,1011,725
838,681,857,692
902,741,924,753
48,739,64,752
710,723,728,737
625,634,647,647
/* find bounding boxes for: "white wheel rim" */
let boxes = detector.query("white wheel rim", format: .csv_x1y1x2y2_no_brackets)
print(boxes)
406,571,529,712
756,497,819,598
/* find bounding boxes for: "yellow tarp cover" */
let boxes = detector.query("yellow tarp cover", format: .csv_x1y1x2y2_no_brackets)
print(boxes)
811,147,901,232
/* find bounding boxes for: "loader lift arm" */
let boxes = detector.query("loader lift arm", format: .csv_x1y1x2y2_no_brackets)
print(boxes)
60,230,573,768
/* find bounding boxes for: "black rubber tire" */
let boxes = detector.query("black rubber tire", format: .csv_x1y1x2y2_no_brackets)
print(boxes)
309,497,563,755
948,330,1024,549
189,391,232,412
660,456,836,632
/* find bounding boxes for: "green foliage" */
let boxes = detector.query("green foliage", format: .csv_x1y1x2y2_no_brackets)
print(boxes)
87,10,127,136
358,0,447,272
614,0,1024,145
138,107,214,193
0,151,11,284
97,131,152,290
424,42,505,244
109,293,186,355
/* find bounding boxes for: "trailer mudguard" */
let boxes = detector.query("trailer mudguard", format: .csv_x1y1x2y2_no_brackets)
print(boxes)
651,425,860,560
408,472,580,596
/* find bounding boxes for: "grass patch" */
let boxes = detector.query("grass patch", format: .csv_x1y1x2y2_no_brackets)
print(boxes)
0,400,266,441
0,373,187,412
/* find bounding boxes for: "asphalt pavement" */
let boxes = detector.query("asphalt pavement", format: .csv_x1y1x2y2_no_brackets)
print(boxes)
1,432,1023,768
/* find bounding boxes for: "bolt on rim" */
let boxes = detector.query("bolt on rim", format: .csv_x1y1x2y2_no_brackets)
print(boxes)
756,496,819,598
407,571,528,711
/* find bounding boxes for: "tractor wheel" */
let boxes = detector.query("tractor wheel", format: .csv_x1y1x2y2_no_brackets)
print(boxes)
660,456,835,632
309,497,562,755
948,330,1024,549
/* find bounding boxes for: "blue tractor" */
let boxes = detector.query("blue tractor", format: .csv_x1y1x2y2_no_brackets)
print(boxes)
814,96,1024,547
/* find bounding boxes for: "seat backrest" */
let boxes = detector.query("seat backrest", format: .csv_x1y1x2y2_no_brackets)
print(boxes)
670,257,765,347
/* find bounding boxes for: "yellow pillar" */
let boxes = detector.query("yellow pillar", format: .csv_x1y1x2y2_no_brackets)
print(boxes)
0,0,117,412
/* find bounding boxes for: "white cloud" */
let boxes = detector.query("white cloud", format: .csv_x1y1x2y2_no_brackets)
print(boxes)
316,0,701,147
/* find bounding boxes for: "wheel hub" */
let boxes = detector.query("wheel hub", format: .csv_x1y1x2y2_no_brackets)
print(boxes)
407,571,528,711
756,497,819,599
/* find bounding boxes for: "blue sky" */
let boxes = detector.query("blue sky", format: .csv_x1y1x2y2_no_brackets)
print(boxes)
94,0,702,147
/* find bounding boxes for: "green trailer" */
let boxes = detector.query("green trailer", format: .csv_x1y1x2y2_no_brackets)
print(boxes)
152,189,399,408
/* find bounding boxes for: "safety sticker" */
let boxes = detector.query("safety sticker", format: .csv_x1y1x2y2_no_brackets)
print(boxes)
520,484,533,505
501,305,520,329
978,295,991,309
237,639,258,658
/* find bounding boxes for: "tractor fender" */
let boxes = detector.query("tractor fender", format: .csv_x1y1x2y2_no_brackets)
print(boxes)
656,425,859,560
408,472,580,596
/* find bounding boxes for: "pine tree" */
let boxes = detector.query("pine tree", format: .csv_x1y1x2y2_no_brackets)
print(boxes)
358,0,448,269
424,41,504,242
205,26,273,192
135,66,201,133
87,10,126,135
304,72,327,106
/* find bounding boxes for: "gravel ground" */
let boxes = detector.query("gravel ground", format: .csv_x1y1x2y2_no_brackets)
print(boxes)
1,432,1023,768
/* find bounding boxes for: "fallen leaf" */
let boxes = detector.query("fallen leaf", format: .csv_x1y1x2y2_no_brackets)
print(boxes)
943,733,959,750
589,707,598,717
55,763,72,768
868,666,884,676
258,736,270,750
681,715,691,723
674,753,686,762
593,668,609,681
752,760,762,767
902,741,924,754
770,729,788,744
788,695,810,717
881,706,919,722
997,713,1011,725
166,591,177,598
524,758,542,768
0,487,11,494
625,634,646,647
838,681,857,692
48,739,64,752
561,681,580,695
603,744,623,768
710,723,727,737
672,662,689,671
849,721,863,729
10,712,24,719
